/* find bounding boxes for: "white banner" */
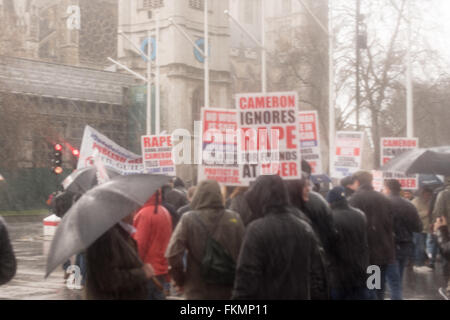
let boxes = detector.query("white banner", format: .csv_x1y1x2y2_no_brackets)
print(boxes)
141,135,176,176
236,92,301,185
381,137,419,190
198,108,242,185
299,111,323,174
332,131,364,179
77,125,143,175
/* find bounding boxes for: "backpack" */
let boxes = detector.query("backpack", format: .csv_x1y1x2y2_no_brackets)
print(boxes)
193,212,236,286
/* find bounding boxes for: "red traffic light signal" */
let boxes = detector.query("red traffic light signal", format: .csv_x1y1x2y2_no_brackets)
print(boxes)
54,144,63,151
72,149,80,157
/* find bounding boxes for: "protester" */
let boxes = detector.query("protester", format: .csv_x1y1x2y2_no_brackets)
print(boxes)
166,180,245,299
412,186,434,270
85,213,152,300
161,184,180,230
349,171,395,300
227,187,252,226
177,186,197,218
0,216,16,286
233,175,329,300
165,177,189,211
133,190,173,300
383,179,422,300
434,216,450,299
325,186,371,300
285,175,338,272
340,176,358,199
427,182,447,269
402,190,415,201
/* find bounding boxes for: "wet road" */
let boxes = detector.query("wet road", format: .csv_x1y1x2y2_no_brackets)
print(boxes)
0,218,445,300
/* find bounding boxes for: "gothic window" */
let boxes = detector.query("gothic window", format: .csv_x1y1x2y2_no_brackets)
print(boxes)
141,0,164,10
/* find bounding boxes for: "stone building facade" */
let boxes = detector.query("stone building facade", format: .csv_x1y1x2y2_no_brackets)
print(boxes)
0,0,118,68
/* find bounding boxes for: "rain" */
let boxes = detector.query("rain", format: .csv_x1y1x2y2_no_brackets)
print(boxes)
0,0,450,303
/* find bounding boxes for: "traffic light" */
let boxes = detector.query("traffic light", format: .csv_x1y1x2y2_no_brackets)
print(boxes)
52,144,63,175
72,149,80,157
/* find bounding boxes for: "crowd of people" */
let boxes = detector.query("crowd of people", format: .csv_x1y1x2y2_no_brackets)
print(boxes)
0,161,449,300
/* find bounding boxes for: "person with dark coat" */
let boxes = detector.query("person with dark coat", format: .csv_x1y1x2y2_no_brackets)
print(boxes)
341,176,358,199
349,171,395,300
85,214,153,300
433,216,450,299
285,177,338,267
0,216,16,286
326,187,372,300
383,179,422,300
166,180,245,299
165,177,189,211
161,184,180,230
177,186,197,218
233,175,329,300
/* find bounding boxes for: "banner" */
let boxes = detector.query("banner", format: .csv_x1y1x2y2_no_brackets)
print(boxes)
78,125,143,174
332,131,364,179
299,111,322,174
372,170,384,192
381,137,419,190
198,108,241,185
141,135,176,176
236,92,301,184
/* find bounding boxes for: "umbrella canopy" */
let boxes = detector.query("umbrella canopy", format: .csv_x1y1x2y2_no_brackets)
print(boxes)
381,148,450,176
46,173,171,278
62,166,121,194
311,174,332,185
418,174,443,188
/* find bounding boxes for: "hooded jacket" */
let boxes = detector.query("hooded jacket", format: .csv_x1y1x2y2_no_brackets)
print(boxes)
165,180,245,300
0,217,16,285
85,224,148,300
133,192,173,276
349,184,395,266
328,199,370,290
233,175,329,300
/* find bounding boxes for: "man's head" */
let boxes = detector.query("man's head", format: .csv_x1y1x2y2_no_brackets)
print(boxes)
326,186,347,205
352,171,373,189
172,177,185,189
402,189,414,200
384,179,402,196
421,186,433,201
341,176,358,191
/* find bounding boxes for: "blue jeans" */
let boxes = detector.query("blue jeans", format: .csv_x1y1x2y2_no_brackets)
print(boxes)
413,232,427,266
375,264,388,300
75,253,86,286
386,261,403,300
426,233,438,265
147,275,167,300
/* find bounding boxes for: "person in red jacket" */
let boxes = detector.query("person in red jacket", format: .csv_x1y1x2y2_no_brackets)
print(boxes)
133,190,173,300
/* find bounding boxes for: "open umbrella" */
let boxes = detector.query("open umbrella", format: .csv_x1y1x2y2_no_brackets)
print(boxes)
381,148,450,176
418,174,443,188
46,173,171,278
62,166,121,194
311,174,332,185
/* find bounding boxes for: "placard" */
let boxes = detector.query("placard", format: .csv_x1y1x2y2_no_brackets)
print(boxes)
236,92,301,184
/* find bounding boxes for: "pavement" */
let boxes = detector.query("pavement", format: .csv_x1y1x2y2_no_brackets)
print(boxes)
0,217,446,300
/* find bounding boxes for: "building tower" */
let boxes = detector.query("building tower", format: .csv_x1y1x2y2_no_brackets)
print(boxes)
118,0,232,183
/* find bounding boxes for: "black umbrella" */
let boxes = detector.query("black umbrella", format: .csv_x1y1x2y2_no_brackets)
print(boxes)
62,166,121,194
45,173,171,278
381,148,450,176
